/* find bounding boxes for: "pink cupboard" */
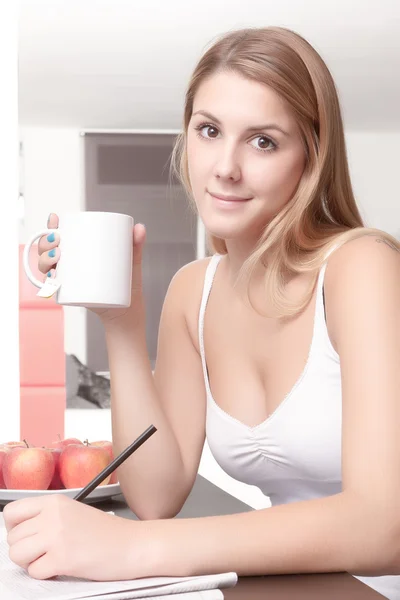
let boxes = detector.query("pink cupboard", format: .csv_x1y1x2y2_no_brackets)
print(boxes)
18,245,65,447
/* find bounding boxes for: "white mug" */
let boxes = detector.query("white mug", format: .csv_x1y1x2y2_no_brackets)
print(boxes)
23,211,134,308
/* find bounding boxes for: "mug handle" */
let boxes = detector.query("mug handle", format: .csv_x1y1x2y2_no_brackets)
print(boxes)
23,228,58,289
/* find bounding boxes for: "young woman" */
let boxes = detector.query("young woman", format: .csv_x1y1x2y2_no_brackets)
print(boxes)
5,26,400,599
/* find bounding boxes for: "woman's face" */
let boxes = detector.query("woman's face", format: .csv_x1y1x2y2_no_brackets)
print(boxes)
187,71,306,244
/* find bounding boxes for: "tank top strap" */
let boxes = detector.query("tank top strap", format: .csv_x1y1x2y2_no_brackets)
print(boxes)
198,254,223,373
312,242,341,359
316,241,342,304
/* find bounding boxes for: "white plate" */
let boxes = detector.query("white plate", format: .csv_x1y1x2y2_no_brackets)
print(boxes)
0,483,122,505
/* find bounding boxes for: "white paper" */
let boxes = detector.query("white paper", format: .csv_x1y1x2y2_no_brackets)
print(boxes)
64,591,224,600
0,514,236,600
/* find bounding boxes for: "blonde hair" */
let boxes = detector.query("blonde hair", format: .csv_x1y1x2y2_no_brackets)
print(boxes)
170,26,399,317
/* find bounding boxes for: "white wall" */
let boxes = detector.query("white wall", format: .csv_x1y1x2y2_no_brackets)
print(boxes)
19,127,400,509
20,128,87,363
0,4,19,443
346,132,400,236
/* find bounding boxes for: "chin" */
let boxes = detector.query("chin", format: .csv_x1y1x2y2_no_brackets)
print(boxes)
200,207,260,239
202,219,254,242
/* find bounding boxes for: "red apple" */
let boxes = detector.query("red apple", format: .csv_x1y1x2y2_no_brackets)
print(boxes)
0,446,12,488
90,440,118,484
3,446,55,490
49,435,84,450
47,448,64,490
59,442,111,489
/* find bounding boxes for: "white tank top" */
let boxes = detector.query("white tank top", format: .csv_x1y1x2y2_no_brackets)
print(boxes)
198,252,400,600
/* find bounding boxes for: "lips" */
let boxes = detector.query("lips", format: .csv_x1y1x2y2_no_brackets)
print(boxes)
208,191,252,202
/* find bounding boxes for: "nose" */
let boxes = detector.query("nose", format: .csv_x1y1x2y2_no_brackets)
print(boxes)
212,143,242,182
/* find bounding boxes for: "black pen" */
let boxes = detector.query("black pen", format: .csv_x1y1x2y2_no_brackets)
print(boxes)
73,424,157,502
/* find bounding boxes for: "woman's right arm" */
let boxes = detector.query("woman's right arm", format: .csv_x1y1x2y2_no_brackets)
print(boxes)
104,260,209,521
37,215,208,520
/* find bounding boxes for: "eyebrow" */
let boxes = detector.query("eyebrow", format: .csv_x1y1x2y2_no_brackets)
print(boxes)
192,110,290,137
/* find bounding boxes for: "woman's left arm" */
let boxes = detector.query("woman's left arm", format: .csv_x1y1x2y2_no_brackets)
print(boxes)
144,235,400,579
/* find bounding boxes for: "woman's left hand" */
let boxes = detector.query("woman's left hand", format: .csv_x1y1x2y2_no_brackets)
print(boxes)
3,494,154,581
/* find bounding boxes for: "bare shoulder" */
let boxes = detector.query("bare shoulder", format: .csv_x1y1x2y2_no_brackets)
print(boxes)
168,256,213,302
166,256,215,351
323,232,400,348
171,256,212,283
325,232,400,284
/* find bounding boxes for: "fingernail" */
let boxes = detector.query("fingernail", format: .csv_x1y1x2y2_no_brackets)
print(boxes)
47,213,52,227
47,271,52,278
47,232,55,243
48,249,56,258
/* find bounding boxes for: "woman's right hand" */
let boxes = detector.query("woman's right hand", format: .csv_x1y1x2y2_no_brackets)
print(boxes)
37,213,147,327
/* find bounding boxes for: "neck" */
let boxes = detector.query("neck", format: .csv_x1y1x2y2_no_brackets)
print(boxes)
223,238,267,290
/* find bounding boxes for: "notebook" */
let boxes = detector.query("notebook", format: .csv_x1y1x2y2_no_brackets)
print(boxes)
0,512,237,600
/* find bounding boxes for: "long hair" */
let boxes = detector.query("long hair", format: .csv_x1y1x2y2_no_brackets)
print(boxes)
170,26,399,317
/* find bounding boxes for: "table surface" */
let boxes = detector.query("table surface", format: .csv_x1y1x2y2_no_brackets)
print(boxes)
94,475,386,599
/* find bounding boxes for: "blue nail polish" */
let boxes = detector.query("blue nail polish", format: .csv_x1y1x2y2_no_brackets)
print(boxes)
47,232,55,243
47,271,52,277
48,249,56,258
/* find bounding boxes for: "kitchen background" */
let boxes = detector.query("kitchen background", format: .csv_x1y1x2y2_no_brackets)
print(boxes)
12,0,400,508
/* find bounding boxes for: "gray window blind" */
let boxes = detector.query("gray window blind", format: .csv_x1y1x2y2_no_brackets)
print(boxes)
84,132,198,372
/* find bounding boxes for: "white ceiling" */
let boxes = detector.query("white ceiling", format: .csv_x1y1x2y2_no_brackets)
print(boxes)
18,0,400,131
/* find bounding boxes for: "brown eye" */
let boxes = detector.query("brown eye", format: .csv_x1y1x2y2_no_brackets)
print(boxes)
204,126,218,138
195,124,220,140
249,135,277,153
258,136,271,149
